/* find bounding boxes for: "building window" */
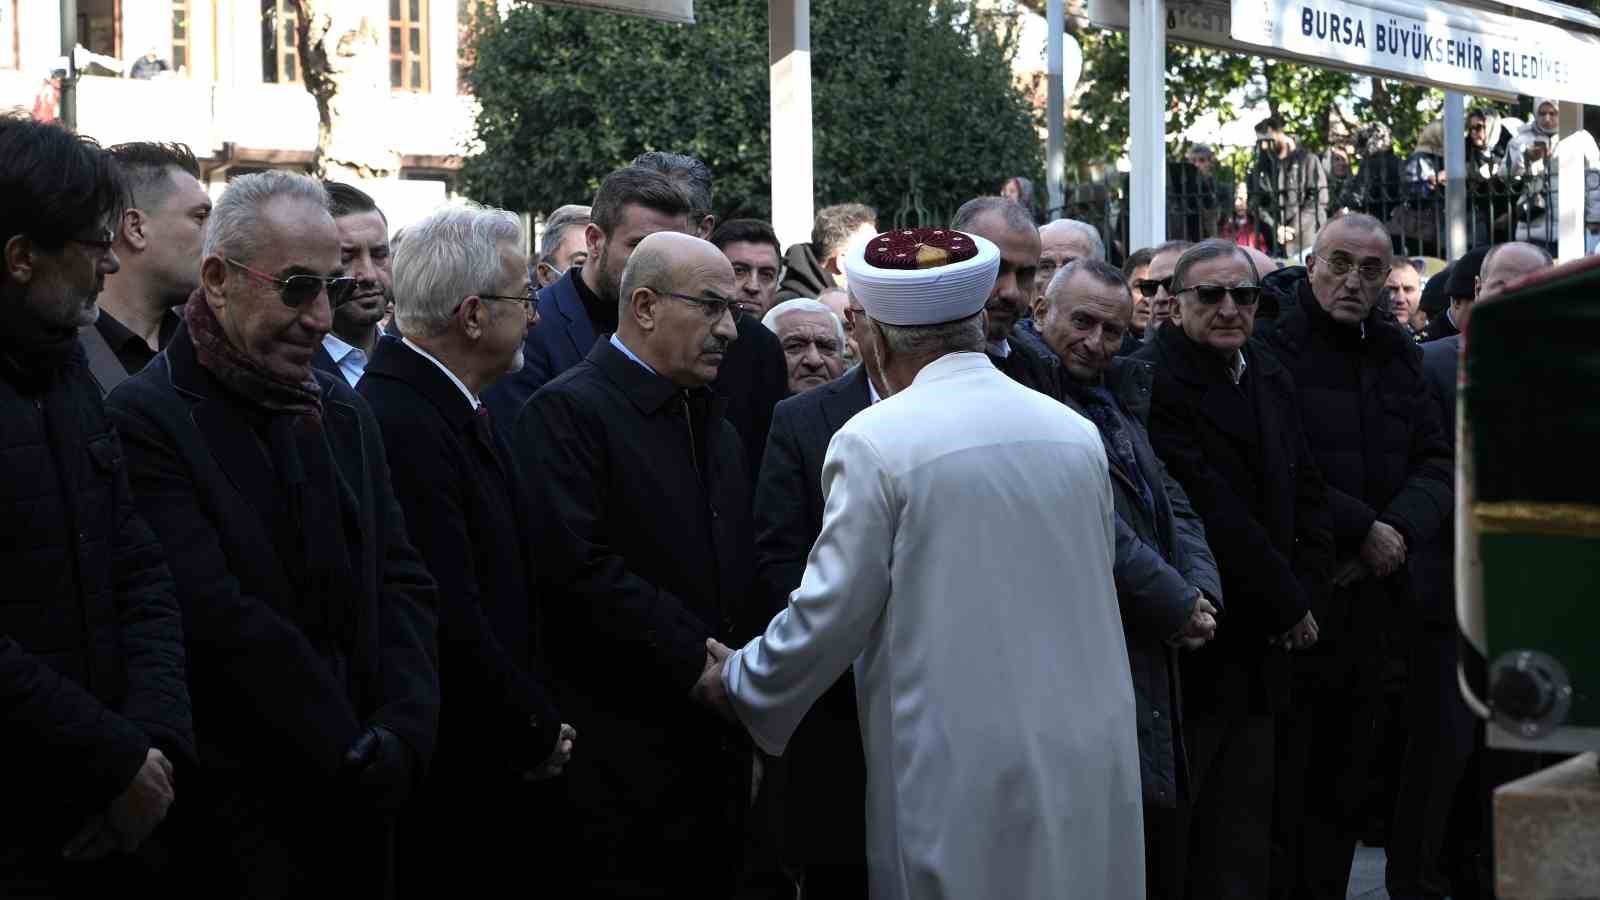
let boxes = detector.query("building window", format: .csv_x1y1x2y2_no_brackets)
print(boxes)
262,0,300,84
390,0,428,92
171,0,190,74
1,0,17,70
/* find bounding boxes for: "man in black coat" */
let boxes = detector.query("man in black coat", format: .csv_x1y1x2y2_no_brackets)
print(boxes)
1029,258,1223,900
752,285,886,897
484,165,786,480
516,231,756,897
1417,245,1488,344
951,197,1061,398
106,173,439,898
1388,241,1551,900
1134,240,1334,900
0,115,194,896
355,206,573,898
1258,214,1453,900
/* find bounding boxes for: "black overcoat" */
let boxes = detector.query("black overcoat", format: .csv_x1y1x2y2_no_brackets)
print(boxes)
356,339,561,891
0,345,194,873
105,326,439,895
1134,327,1334,717
1260,279,1453,637
752,364,872,867
515,336,755,895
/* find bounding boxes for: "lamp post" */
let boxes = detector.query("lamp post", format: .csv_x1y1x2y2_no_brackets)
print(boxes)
59,0,78,129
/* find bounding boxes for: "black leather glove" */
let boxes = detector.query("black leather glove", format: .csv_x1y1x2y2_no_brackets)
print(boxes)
341,725,416,814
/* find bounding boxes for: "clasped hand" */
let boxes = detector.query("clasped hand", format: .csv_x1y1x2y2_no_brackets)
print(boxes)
63,748,174,861
1169,592,1219,650
691,638,736,723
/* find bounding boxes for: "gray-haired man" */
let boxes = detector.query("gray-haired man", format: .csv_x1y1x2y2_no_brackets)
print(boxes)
106,171,440,896
358,204,574,898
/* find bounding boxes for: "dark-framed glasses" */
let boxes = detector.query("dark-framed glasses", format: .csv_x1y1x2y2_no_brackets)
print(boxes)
1133,277,1173,298
226,258,357,309
65,226,116,255
649,287,737,320
1314,254,1388,283
1177,283,1261,306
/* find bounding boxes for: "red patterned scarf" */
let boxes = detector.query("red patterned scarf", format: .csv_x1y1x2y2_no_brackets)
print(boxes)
183,289,322,421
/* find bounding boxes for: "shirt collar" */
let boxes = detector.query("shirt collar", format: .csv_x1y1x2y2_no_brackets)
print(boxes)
323,331,363,362
987,337,1012,359
1226,347,1248,385
867,375,881,405
609,333,657,375
400,337,479,410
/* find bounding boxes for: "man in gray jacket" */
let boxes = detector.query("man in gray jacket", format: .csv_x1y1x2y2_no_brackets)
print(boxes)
1019,257,1222,900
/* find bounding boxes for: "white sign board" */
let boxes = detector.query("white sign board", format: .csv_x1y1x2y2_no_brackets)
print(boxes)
535,0,693,24
1230,0,1600,105
1083,0,1243,50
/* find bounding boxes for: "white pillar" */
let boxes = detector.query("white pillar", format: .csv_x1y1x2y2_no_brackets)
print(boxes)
1557,101,1586,260
1045,0,1064,219
1444,92,1468,260
769,0,813,251
1128,0,1165,251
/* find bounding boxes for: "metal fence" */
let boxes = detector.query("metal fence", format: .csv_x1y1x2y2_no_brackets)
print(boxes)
1037,163,1581,267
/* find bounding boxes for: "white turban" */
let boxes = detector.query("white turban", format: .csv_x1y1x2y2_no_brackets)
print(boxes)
843,230,1000,326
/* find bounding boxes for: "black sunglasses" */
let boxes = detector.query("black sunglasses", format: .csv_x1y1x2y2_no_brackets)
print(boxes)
1178,283,1261,307
227,258,357,309
1132,277,1172,298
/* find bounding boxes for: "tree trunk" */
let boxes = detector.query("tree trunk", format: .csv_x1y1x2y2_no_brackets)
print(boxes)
293,1,399,182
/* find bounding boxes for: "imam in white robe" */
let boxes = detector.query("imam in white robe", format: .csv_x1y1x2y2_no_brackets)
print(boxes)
723,351,1144,900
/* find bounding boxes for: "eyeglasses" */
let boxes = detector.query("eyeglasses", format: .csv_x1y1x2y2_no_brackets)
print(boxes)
649,287,737,320
1314,254,1388,283
1177,283,1261,306
477,290,535,311
65,226,116,255
1133,277,1173,298
227,258,357,309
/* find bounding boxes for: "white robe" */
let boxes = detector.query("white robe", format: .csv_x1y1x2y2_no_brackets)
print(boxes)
723,352,1144,900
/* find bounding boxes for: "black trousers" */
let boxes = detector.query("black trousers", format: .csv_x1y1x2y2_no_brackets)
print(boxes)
1184,715,1275,900
1145,797,1189,900
1270,640,1385,900
1385,623,1477,899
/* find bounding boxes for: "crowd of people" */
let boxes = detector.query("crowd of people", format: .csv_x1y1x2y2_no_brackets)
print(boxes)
1122,102,1600,262
0,107,1563,900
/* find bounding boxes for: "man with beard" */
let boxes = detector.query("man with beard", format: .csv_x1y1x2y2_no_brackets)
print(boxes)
314,182,393,387
82,141,211,394
1,113,194,899
356,205,574,898
516,231,754,897
950,197,1058,397
485,166,692,423
761,298,846,396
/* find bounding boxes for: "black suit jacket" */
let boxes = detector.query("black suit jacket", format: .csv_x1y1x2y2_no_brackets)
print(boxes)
1134,328,1334,716
1418,309,1460,344
106,327,440,795
752,365,871,865
1413,335,1461,625
515,338,755,889
357,340,560,775
991,331,1061,398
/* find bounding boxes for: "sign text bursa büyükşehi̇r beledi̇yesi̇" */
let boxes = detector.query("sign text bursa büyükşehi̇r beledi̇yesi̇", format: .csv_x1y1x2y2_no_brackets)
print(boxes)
1299,5,1571,85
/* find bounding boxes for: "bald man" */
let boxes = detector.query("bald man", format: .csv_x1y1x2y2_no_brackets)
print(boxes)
516,231,757,898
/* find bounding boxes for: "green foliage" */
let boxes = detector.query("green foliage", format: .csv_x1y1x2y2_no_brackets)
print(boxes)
462,0,1043,223
1064,31,1498,175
